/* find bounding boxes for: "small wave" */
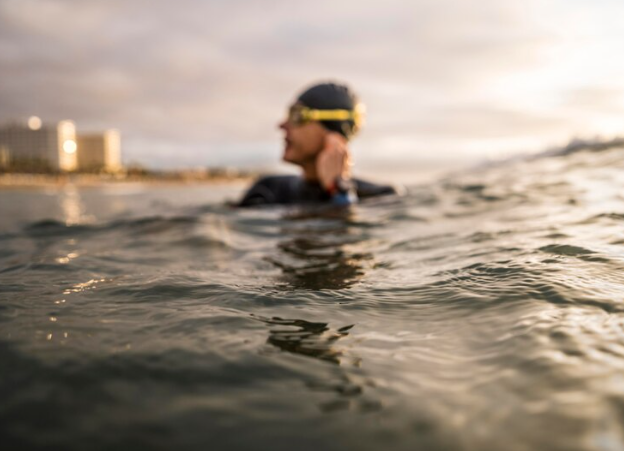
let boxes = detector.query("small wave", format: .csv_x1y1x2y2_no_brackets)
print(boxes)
108,215,199,235
539,244,611,263
591,212,624,221
171,236,231,249
22,215,201,239
24,219,94,237
539,244,595,256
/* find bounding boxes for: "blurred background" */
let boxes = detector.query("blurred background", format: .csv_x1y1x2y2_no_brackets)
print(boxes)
4,4,624,450
1,0,623,182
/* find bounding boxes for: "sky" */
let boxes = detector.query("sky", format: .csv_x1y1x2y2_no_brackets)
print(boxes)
1,0,624,177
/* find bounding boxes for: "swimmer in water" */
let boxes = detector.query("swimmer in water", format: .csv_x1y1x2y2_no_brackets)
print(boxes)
238,81,396,207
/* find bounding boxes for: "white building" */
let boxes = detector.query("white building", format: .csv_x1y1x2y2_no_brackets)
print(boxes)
76,129,122,172
0,117,77,171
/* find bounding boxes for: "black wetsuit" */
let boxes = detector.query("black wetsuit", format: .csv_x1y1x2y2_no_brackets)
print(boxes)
238,175,396,207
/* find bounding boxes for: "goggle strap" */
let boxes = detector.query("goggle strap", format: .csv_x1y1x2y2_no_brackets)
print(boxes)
302,106,365,128
306,109,355,121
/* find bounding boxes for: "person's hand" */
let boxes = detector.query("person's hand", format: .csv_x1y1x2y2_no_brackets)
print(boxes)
316,132,352,191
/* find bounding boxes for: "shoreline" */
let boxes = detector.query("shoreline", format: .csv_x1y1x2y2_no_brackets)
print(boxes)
0,173,254,189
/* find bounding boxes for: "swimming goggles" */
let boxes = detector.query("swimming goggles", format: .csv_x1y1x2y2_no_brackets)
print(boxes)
286,103,366,131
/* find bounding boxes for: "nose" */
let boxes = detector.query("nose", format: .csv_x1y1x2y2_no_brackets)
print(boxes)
278,119,289,131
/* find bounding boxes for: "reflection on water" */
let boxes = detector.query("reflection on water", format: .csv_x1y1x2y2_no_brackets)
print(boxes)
257,315,381,414
266,210,373,289
258,316,356,365
59,183,91,225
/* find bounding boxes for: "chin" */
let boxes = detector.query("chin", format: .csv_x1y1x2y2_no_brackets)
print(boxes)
282,148,296,164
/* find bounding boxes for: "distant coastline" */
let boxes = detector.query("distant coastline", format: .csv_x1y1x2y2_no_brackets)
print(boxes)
0,170,257,189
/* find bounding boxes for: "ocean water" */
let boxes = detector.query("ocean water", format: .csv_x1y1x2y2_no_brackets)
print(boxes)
2,146,624,451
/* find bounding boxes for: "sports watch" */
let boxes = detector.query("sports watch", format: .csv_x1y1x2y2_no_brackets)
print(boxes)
327,177,357,205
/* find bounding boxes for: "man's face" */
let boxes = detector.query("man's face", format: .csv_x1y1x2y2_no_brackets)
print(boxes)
279,104,327,166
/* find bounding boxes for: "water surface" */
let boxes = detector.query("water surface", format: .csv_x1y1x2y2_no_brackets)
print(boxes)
2,148,624,451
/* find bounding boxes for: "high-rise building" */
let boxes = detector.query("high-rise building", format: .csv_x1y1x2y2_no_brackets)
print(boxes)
0,117,77,171
76,129,122,172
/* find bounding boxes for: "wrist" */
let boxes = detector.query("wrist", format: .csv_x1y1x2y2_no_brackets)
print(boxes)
327,177,357,205
326,176,354,196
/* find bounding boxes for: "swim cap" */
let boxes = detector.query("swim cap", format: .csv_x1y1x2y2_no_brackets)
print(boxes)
296,82,362,139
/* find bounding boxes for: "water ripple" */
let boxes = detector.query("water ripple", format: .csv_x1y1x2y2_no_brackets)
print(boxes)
3,146,624,450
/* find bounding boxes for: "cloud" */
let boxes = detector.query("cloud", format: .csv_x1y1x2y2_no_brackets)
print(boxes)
0,0,622,168
561,86,624,113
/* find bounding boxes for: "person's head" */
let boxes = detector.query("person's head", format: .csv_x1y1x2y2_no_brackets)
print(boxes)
279,81,363,166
